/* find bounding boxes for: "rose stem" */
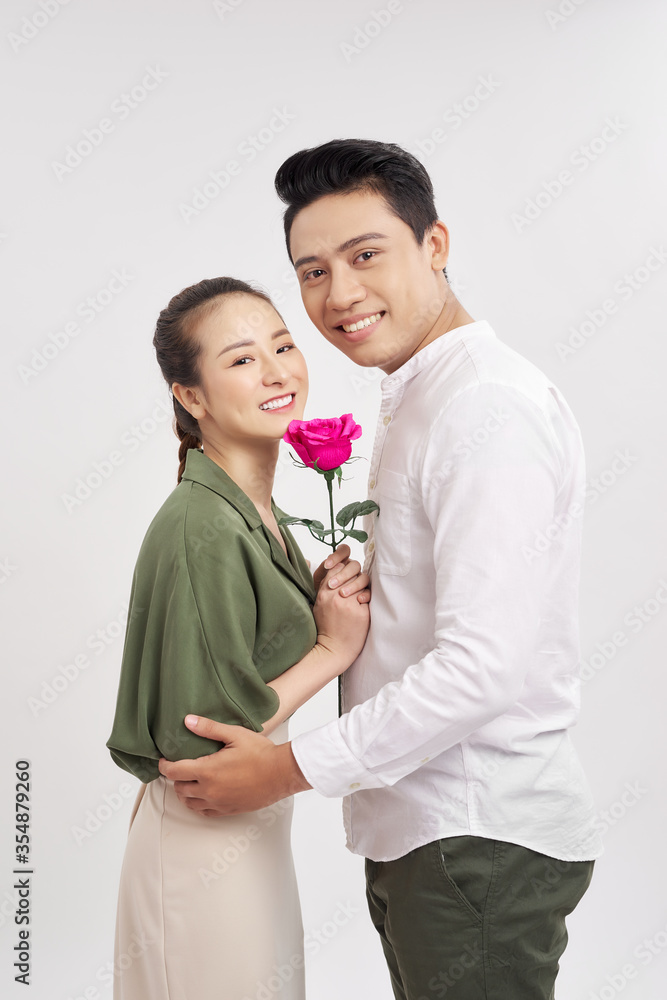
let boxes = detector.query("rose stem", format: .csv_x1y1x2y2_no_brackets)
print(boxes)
327,475,337,552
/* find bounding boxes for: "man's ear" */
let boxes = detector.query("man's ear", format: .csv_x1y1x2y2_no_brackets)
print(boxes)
427,220,450,273
173,382,207,421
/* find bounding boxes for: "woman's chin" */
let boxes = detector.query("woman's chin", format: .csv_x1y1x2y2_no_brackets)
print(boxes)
261,415,301,443
246,401,307,442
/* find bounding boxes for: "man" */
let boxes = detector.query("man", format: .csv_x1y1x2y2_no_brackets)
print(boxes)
160,139,602,999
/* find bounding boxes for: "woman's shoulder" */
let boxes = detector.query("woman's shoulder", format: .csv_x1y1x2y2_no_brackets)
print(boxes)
140,478,191,546
143,475,246,546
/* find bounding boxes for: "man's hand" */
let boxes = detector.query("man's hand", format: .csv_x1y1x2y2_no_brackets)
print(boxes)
157,715,311,816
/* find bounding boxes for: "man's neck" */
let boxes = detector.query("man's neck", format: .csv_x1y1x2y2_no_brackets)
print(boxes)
407,290,476,364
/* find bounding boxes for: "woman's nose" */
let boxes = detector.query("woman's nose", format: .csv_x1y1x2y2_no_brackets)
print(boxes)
262,356,289,384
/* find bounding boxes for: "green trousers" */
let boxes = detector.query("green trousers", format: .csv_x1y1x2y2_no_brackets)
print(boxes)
365,835,594,1000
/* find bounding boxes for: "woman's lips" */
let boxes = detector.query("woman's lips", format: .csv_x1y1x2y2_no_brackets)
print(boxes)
259,393,295,412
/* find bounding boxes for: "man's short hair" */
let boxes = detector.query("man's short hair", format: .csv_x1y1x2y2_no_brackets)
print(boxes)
275,138,442,266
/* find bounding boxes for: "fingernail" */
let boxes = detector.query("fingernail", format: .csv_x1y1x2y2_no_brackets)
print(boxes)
328,577,339,588
185,715,199,728
324,559,333,569
340,588,348,597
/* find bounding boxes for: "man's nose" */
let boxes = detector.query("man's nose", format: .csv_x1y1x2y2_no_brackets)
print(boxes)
326,266,366,312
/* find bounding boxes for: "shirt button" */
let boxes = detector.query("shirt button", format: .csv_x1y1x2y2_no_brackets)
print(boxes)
383,415,391,426
368,541,375,553
420,756,430,764
369,479,375,490
349,782,361,790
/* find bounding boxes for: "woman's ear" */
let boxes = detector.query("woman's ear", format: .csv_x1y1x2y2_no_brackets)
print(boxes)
173,383,207,421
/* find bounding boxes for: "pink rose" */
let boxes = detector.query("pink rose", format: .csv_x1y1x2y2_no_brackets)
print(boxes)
284,414,363,471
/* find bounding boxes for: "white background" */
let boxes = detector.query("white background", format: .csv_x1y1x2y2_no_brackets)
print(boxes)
2,1,666,998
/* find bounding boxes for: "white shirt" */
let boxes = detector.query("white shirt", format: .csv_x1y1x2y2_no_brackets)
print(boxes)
292,321,603,863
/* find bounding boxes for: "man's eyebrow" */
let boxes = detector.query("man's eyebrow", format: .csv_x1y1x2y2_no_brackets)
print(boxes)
293,233,388,271
217,328,289,357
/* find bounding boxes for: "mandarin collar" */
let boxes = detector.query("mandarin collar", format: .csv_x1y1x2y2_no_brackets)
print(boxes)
380,320,495,393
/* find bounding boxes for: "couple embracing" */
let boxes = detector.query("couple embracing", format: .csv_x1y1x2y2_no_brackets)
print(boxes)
107,138,602,1000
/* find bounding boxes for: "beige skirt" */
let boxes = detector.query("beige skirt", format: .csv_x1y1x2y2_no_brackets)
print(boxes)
113,722,305,1000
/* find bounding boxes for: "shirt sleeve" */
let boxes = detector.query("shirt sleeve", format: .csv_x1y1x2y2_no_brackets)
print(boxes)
292,382,573,797
107,497,279,782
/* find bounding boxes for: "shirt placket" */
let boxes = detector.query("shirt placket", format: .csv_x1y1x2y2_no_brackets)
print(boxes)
363,378,403,575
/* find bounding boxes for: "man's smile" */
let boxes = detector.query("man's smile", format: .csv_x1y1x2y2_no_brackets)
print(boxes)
336,311,385,341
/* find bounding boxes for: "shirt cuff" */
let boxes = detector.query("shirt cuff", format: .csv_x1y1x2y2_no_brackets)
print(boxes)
292,719,386,798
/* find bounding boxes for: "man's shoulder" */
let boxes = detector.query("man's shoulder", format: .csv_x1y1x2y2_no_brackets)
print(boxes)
400,327,581,472
467,328,553,386
421,325,564,419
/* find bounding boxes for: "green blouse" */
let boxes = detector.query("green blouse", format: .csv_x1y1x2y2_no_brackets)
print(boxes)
106,448,317,782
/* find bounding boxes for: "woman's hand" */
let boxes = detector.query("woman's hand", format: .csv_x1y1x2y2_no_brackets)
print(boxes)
312,561,371,672
313,544,368,601
261,550,371,730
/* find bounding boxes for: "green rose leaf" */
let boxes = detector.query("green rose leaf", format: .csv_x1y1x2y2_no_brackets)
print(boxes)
336,500,380,527
342,528,368,542
277,516,324,530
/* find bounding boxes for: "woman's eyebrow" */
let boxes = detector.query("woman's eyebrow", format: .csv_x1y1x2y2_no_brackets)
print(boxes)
217,329,290,357
217,338,254,357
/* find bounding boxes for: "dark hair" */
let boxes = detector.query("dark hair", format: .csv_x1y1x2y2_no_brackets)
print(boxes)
153,277,275,482
275,138,447,276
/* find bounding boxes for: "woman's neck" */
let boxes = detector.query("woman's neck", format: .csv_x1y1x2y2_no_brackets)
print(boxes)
200,435,279,514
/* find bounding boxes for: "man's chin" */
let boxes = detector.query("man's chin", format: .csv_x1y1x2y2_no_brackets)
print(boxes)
346,342,404,373
318,327,404,372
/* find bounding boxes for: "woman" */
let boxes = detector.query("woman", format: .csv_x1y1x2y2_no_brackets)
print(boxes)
106,277,370,999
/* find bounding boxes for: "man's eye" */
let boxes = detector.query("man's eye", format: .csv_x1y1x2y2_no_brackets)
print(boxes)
304,269,325,282
355,251,376,263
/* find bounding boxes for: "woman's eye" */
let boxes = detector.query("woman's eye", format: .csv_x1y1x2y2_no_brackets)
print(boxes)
277,343,294,354
232,356,252,366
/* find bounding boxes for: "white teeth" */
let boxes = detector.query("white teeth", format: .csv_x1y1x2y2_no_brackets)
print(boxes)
342,313,382,333
259,394,293,411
